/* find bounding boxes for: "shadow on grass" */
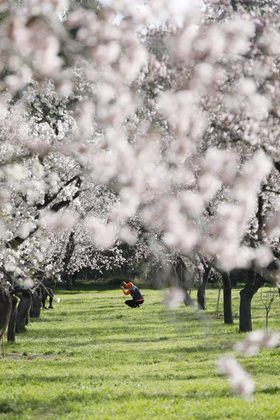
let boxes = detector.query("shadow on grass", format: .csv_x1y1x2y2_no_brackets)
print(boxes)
0,387,238,416
22,324,169,340
258,386,280,395
0,370,214,386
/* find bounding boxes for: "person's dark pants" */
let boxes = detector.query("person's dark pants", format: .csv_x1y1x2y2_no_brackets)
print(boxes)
125,300,144,308
48,294,54,309
42,289,54,309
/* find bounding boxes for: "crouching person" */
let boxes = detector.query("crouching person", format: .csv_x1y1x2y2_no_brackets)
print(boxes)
122,281,144,308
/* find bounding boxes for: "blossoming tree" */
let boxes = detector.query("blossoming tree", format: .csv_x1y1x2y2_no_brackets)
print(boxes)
0,0,279,344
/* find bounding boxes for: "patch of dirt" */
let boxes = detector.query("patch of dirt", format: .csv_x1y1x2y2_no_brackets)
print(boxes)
3,352,59,360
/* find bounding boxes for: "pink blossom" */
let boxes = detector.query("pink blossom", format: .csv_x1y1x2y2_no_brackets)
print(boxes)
217,356,255,401
234,330,280,356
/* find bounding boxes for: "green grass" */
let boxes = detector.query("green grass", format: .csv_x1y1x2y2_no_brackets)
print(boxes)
0,287,279,419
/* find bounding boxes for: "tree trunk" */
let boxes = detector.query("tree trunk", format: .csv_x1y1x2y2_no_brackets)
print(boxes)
216,287,222,317
0,285,12,340
222,272,233,324
30,290,41,318
16,290,32,333
175,257,194,306
65,275,73,291
183,291,193,306
256,194,264,242
231,0,237,11
197,265,211,310
239,271,265,332
265,309,269,331
7,296,18,342
239,288,252,332
61,232,75,290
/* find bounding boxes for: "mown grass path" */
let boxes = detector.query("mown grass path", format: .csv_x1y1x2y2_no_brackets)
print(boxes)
0,287,279,419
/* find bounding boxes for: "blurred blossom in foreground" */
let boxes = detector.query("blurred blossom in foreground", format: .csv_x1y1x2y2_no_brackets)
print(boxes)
164,287,185,309
86,217,117,250
217,356,255,401
0,0,279,285
266,212,280,238
18,277,35,289
18,221,37,239
234,330,280,356
39,210,78,233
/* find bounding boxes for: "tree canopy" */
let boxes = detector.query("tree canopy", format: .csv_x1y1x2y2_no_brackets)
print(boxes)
0,0,279,285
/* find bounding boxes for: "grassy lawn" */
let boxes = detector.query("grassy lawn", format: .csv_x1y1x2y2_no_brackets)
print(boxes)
0,286,279,419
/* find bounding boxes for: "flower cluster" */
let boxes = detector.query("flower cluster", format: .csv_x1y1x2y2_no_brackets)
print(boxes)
0,1,279,284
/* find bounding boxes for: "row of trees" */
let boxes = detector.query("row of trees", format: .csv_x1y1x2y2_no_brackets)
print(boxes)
0,0,280,344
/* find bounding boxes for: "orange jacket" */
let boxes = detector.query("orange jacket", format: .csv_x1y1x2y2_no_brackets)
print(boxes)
122,282,144,302
122,282,134,295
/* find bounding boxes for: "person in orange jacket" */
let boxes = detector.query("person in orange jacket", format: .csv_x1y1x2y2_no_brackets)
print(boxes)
122,281,144,308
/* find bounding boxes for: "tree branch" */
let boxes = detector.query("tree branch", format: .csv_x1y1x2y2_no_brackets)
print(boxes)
6,175,82,249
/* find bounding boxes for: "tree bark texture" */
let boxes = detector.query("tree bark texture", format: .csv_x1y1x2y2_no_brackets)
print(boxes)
222,272,233,324
61,232,75,290
197,265,211,310
256,193,264,242
30,290,41,318
0,285,12,340
16,290,32,333
239,271,265,332
7,295,18,342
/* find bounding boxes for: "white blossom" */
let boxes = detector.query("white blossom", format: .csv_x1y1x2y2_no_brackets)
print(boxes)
86,217,117,249
40,210,78,233
234,330,280,356
217,356,255,401
164,287,185,309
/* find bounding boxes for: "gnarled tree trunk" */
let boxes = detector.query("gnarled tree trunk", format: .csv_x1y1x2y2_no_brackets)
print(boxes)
61,232,75,290
0,285,12,341
7,295,18,342
30,290,41,318
239,271,265,332
16,290,32,333
222,272,233,324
